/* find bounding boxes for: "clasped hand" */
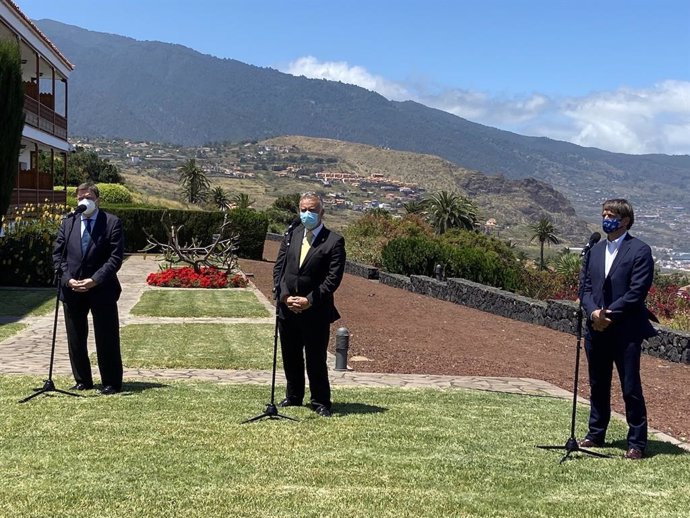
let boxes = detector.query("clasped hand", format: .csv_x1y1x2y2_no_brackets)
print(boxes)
68,278,96,293
591,308,612,332
285,295,310,314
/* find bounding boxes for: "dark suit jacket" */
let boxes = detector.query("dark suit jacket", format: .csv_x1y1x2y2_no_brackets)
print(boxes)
273,224,346,323
581,233,656,341
52,210,124,305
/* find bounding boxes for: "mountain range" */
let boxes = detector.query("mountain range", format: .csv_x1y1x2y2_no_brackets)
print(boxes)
35,20,690,246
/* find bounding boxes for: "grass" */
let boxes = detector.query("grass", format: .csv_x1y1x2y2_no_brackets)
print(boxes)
121,323,277,369
1,376,688,518
0,288,55,317
0,323,27,342
130,290,271,318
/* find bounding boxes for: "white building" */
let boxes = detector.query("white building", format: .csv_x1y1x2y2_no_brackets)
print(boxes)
1,0,74,205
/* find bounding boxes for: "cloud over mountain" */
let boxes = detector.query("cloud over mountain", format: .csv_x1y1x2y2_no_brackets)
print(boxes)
284,57,690,155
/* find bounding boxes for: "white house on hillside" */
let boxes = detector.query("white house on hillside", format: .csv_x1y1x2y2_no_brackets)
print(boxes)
0,0,73,205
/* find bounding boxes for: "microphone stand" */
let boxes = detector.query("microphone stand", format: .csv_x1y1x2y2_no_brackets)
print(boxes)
242,220,299,423
20,214,83,403
537,243,610,462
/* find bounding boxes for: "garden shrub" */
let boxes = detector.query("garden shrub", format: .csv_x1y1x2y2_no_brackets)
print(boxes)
109,207,268,259
381,234,522,291
65,183,134,205
0,202,66,286
344,212,432,267
381,235,445,276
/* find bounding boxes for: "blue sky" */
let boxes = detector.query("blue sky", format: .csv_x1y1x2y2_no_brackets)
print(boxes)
16,0,690,155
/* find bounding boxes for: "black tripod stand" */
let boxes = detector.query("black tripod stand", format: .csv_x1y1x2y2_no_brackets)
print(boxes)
20,213,83,403
537,234,610,462
242,219,300,423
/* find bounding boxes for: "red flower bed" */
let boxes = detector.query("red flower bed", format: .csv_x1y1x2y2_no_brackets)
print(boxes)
146,266,248,289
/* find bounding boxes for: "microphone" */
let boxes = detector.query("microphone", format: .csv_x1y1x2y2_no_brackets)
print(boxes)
63,204,88,218
580,232,601,256
285,217,301,235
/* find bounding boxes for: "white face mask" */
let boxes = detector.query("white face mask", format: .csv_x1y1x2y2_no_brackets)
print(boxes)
78,198,97,216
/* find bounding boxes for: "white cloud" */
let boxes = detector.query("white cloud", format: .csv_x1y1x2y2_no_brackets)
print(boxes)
282,57,690,155
283,56,410,102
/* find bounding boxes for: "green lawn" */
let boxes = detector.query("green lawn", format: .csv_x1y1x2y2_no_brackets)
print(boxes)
0,323,27,342
121,323,277,369
130,289,271,318
1,376,687,518
0,288,54,317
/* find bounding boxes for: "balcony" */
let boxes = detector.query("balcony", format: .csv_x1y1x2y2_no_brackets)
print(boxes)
23,93,68,141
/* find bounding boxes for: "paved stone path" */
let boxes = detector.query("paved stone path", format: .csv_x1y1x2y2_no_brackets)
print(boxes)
1,254,687,451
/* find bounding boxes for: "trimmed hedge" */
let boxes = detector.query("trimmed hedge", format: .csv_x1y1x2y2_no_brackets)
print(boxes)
107,208,268,259
381,235,521,291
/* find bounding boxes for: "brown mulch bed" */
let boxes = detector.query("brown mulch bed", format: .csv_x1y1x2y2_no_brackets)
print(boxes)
239,240,690,443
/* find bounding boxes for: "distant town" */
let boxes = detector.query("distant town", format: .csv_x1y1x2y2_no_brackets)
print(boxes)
75,137,690,273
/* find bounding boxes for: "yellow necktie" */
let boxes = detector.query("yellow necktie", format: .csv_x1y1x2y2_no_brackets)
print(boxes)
299,230,313,267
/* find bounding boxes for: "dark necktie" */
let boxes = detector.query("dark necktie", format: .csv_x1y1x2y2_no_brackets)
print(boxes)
81,218,92,256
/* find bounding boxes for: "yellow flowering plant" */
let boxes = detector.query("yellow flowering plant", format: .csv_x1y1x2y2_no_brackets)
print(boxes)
0,201,67,286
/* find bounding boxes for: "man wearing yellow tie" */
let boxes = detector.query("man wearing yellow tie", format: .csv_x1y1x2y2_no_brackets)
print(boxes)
273,192,346,417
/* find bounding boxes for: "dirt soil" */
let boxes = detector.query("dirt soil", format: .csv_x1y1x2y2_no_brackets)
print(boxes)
239,240,690,444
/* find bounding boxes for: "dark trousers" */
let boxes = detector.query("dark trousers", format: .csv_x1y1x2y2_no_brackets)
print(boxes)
585,334,647,451
63,300,123,390
278,315,331,409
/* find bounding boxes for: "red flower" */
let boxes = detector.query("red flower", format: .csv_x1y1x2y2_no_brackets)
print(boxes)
146,266,240,289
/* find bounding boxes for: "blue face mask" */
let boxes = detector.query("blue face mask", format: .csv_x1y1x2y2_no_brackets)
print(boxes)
300,210,320,230
602,217,621,234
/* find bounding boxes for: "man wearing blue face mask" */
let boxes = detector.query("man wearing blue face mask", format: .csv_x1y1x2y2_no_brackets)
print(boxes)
273,192,346,417
578,199,657,460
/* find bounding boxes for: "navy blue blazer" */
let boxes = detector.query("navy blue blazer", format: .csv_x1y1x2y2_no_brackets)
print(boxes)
273,224,346,323
581,233,656,340
52,210,124,305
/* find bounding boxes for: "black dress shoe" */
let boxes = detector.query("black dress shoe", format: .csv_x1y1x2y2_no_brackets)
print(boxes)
278,398,302,407
313,405,332,418
100,385,120,395
70,383,93,391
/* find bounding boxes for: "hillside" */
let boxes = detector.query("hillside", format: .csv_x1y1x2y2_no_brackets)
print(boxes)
35,20,690,249
91,136,591,245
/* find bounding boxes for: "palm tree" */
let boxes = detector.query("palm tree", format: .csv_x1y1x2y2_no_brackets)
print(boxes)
178,159,210,204
233,192,254,210
0,40,25,222
529,217,560,270
403,199,428,215
427,190,478,235
211,186,230,210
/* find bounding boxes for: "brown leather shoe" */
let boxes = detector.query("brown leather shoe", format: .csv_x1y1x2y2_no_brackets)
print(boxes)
624,448,643,460
578,438,602,448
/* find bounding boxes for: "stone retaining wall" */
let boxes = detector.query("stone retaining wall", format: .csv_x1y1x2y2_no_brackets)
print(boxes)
374,267,690,364
264,234,689,364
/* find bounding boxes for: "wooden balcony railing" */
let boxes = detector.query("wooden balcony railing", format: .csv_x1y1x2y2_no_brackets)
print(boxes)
23,94,68,141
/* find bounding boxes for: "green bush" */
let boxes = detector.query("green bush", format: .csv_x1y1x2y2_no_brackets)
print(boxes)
381,236,445,276
108,207,268,259
65,183,134,205
381,234,522,291
344,212,433,267
0,202,66,287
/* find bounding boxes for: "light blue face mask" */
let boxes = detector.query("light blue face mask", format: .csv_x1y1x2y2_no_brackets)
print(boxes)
300,210,320,230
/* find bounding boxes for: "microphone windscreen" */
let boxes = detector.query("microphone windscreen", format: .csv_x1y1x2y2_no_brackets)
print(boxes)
74,204,88,214
589,231,602,245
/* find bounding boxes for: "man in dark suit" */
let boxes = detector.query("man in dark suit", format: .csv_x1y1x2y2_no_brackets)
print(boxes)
53,182,124,394
579,199,656,459
273,192,346,417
